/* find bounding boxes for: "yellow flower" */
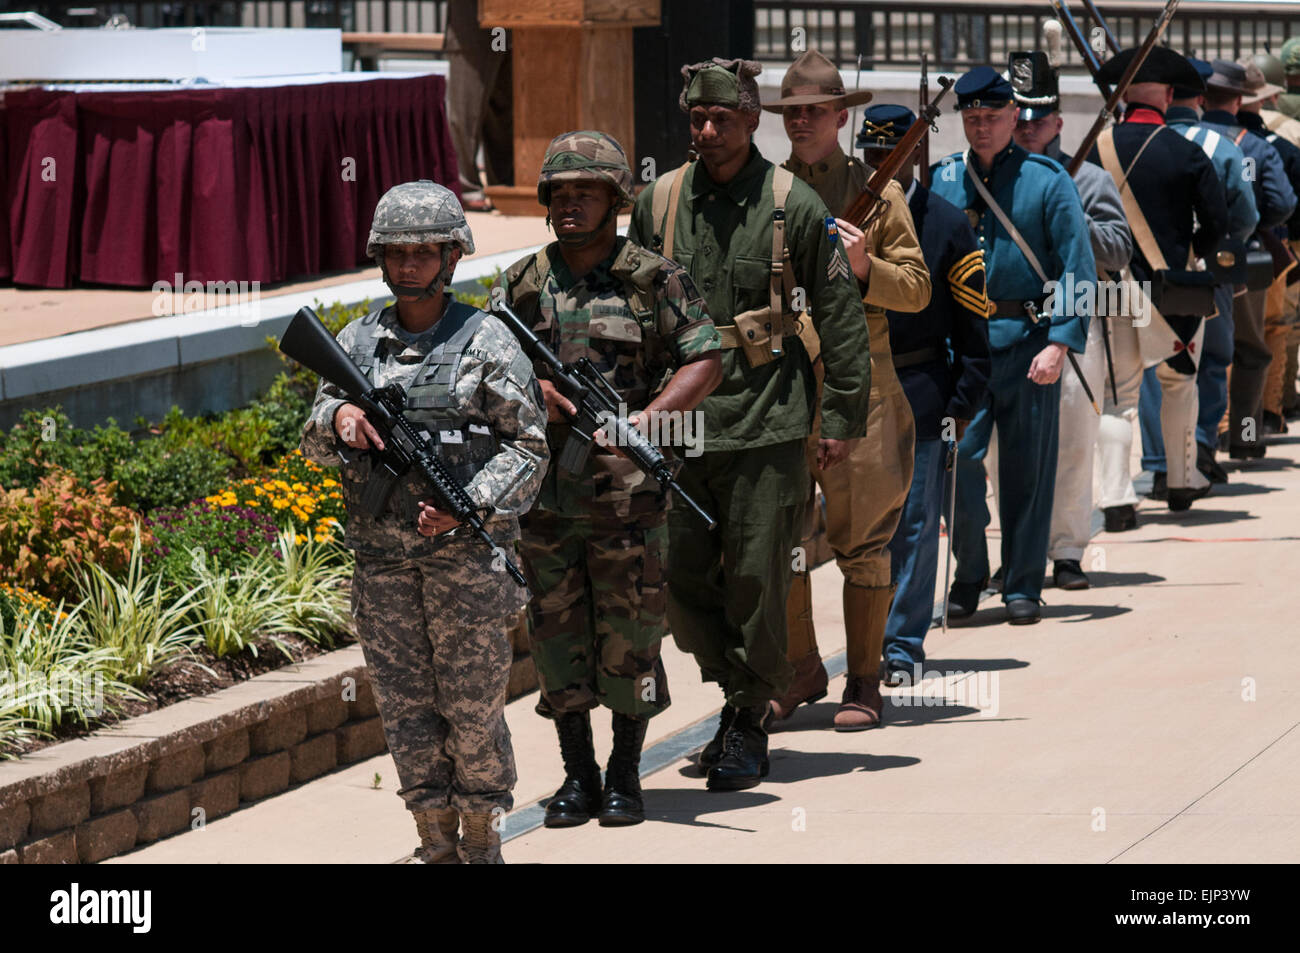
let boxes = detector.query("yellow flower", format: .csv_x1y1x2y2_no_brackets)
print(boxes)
321,478,338,488
296,495,315,508
295,533,308,545
272,498,290,510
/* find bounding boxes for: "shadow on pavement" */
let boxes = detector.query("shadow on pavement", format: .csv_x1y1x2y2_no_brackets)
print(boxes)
1222,458,1297,473
1073,571,1165,587
917,657,1031,672
1134,508,1257,526
1204,482,1282,498
1040,603,1132,622
642,787,780,831
766,748,920,783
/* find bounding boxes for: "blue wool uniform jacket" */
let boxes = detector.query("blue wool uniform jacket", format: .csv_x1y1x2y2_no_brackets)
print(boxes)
1199,108,1296,234
1166,106,1260,243
930,142,1095,354
1084,106,1230,285
885,182,992,440
1238,110,1300,241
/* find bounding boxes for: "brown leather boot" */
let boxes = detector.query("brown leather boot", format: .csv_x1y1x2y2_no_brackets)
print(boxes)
834,674,883,730
768,651,829,722
770,569,828,723
836,583,890,730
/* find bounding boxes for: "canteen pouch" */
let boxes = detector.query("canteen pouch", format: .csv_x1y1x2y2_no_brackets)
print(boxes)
1152,269,1216,317
730,307,782,368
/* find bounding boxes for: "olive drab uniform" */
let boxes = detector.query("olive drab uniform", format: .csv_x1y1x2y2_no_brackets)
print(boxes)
299,298,549,818
628,146,872,710
499,237,720,719
779,148,930,705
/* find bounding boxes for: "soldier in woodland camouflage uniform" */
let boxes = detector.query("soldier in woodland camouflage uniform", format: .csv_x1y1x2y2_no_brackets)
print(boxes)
300,180,548,864
498,131,721,827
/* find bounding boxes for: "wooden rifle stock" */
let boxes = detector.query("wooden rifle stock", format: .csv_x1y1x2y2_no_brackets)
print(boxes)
1065,0,1183,177
845,75,954,229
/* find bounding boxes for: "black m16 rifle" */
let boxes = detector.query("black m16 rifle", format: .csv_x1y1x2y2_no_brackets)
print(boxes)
278,306,529,587
491,301,717,530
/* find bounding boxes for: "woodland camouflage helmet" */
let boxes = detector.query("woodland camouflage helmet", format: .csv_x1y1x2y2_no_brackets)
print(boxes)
1255,52,1285,88
367,180,473,300
536,131,636,208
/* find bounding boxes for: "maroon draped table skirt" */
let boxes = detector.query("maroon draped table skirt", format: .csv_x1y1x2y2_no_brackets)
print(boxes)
0,73,459,289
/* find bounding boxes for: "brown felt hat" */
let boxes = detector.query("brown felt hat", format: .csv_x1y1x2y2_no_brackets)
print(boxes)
761,50,873,112
1241,58,1285,104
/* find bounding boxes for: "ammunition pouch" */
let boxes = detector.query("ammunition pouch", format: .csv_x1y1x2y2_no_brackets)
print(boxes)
717,308,802,368
1151,269,1217,317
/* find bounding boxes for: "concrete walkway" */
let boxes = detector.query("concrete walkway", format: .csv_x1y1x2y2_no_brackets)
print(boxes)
108,428,1300,864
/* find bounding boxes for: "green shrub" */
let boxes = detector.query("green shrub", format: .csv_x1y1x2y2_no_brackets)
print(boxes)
0,409,135,491
247,372,314,463
188,548,304,660
0,470,143,602
113,438,234,513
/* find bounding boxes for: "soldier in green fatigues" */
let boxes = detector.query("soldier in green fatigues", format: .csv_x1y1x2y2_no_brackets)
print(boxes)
627,58,872,791
499,131,722,826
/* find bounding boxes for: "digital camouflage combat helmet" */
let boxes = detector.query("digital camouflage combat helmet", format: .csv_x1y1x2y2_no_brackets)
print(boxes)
367,180,475,300
537,130,634,246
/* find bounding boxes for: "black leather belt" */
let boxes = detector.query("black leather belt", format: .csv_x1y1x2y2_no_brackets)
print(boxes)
892,346,944,369
990,296,1049,320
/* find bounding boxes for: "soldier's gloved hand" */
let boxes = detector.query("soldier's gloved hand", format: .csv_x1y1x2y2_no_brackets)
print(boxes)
817,437,855,470
538,380,578,423
1027,342,1067,386
834,218,873,284
416,501,460,536
334,404,386,450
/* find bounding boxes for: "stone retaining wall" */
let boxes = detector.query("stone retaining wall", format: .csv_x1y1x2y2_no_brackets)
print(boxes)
0,642,540,865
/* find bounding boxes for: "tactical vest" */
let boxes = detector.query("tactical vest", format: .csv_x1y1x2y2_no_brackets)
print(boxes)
340,301,498,526
502,244,666,373
650,160,799,368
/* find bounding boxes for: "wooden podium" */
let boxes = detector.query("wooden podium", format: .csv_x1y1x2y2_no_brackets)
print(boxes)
479,0,661,216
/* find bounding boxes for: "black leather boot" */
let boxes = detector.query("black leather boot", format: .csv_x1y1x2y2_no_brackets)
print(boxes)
599,713,648,826
697,702,735,775
706,705,770,791
543,711,602,828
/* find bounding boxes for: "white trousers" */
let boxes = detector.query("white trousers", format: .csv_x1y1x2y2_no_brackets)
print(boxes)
1048,317,1107,561
1098,314,1209,504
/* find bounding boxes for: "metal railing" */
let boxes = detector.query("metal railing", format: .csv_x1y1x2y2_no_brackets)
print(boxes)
7,1,1299,69
752,2,1300,70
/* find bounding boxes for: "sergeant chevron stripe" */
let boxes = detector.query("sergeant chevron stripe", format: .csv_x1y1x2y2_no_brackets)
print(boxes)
827,246,852,282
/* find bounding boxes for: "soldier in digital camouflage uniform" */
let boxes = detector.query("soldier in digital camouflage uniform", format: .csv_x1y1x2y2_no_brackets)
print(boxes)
300,180,549,864
498,131,721,827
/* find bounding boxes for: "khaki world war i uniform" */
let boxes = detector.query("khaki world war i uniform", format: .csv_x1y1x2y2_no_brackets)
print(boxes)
629,59,872,791
300,181,548,864
763,50,930,730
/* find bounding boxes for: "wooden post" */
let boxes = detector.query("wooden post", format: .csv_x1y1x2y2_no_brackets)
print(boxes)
479,0,661,216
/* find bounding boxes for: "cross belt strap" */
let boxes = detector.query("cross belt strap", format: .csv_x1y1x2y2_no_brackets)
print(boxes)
965,155,1049,285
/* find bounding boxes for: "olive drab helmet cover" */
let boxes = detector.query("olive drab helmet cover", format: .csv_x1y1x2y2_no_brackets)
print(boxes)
537,130,635,246
367,179,475,300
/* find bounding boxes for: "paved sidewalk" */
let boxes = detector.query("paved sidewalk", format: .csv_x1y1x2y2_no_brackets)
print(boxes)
110,436,1300,864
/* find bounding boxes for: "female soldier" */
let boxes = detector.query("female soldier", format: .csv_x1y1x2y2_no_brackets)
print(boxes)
299,181,549,864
